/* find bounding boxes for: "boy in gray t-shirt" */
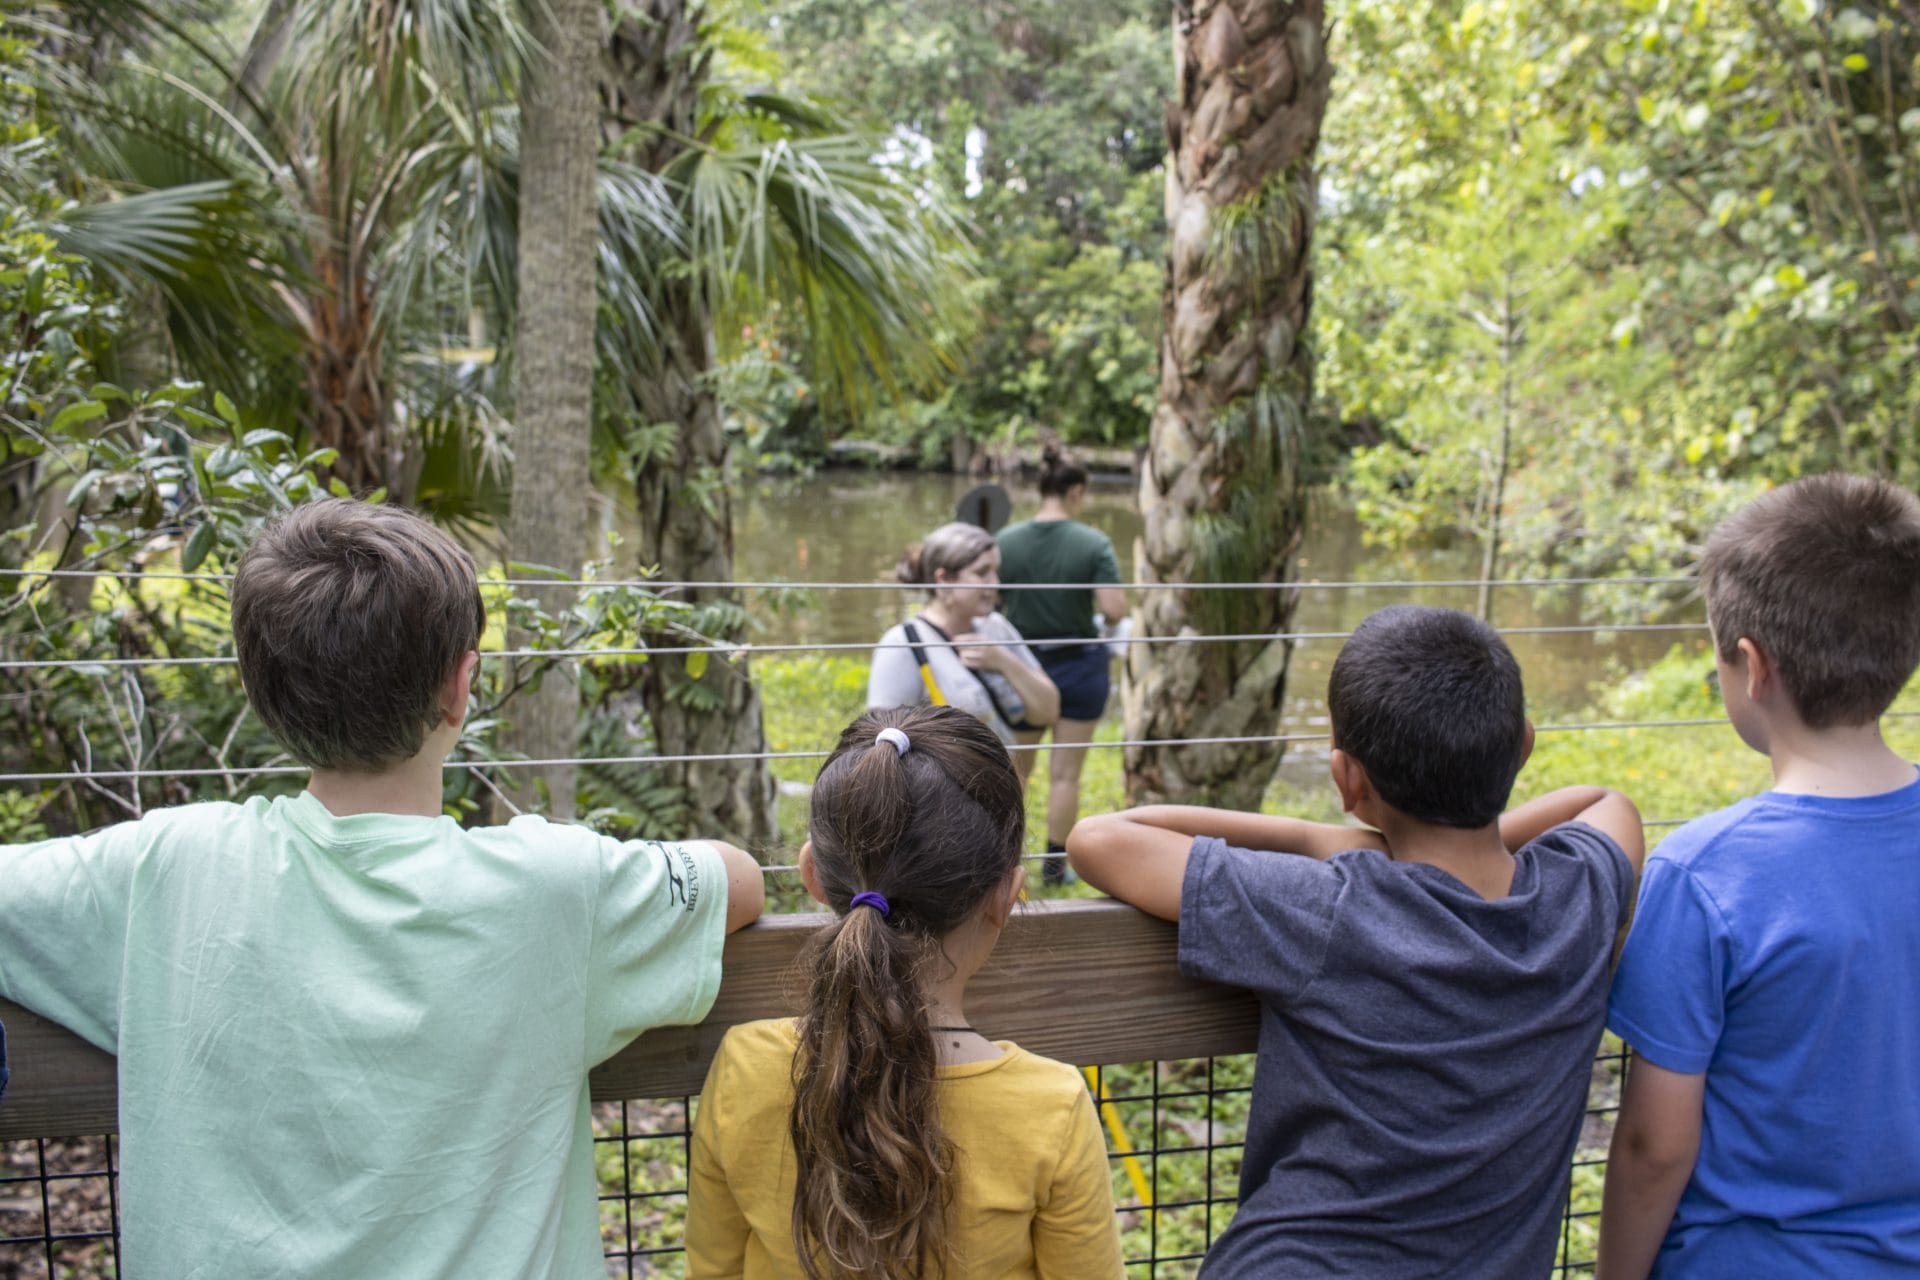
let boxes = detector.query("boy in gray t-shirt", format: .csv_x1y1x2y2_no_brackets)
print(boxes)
1069,606,1645,1278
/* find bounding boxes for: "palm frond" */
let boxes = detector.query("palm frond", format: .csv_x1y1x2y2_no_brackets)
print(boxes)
667,126,974,415
53,180,240,278
290,0,536,119
36,69,311,428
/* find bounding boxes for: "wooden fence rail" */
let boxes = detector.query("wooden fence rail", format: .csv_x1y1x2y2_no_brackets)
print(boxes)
0,899,1261,1142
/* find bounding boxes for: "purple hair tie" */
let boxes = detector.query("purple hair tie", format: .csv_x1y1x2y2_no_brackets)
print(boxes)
848,891,891,917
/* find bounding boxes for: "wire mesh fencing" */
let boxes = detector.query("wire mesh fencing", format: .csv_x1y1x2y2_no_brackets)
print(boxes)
1,1040,1630,1279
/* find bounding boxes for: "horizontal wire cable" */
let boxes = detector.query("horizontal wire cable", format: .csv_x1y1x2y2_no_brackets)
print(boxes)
0,734,1324,784
0,712,1818,786
0,621,1710,672
0,566,1697,592
755,817,1704,875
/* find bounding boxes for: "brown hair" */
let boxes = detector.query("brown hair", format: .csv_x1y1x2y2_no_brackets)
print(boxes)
894,521,996,597
789,705,1025,1280
1701,473,1920,727
1037,443,1087,498
232,498,486,770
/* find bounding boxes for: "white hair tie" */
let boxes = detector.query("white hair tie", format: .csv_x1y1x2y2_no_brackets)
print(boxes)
875,727,911,757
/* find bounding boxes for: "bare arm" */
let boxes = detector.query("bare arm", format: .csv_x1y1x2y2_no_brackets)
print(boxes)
1501,786,1646,874
1597,1057,1704,1280
702,840,764,933
991,646,1060,725
1094,586,1127,625
959,630,1061,725
1068,807,1384,921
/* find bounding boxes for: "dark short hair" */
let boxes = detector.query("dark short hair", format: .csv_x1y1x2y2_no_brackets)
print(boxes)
1701,473,1920,728
1038,443,1088,497
1328,605,1528,828
232,499,486,771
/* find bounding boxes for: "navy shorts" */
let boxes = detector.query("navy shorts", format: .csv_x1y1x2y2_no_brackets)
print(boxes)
1036,643,1112,723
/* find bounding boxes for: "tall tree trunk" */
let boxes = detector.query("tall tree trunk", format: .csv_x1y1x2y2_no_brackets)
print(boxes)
604,1,776,847
230,0,297,114
1123,0,1331,808
505,0,601,818
628,311,777,847
304,247,411,500
1476,251,1518,623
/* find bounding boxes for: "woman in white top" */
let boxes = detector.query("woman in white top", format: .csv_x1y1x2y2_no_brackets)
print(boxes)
868,522,1059,745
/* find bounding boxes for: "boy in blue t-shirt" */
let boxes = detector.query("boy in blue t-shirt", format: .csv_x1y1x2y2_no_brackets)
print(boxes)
1070,605,1645,1277
1601,474,1920,1278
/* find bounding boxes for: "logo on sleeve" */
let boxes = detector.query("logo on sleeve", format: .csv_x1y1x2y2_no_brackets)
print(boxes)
657,842,700,913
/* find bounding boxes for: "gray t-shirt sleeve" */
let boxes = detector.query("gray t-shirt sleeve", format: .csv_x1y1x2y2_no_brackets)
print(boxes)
1537,821,1636,926
867,624,927,710
1177,835,1343,1005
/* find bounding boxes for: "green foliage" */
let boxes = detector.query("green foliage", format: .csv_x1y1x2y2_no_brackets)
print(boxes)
1209,169,1312,295
1322,0,1920,589
1520,643,1920,827
1,37,318,832
1519,646,1770,822
1566,0,1920,488
754,0,1172,452
668,90,974,421
0,788,54,844
1191,379,1311,634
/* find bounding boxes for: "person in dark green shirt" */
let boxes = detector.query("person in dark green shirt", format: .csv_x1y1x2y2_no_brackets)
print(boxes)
996,446,1128,884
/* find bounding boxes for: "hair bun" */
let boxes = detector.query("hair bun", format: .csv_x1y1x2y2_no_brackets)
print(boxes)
895,544,926,586
1035,443,1088,498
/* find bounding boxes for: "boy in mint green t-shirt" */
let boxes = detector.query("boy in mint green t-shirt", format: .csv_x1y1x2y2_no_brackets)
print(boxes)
0,499,764,1279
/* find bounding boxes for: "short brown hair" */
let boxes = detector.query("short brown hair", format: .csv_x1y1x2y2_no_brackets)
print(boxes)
1701,473,1920,727
894,521,996,596
233,499,486,770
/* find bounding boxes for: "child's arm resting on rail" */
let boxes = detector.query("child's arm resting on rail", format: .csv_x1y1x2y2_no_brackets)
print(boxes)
1597,1057,1704,1280
705,840,764,933
1067,807,1385,921
1500,786,1646,873
0,824,145,1051
588,838,761,1065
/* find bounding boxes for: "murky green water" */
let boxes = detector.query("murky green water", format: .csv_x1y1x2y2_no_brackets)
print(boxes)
607,470,1701,733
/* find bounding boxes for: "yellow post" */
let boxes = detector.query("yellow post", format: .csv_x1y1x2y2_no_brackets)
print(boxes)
1083,1066,1154,1209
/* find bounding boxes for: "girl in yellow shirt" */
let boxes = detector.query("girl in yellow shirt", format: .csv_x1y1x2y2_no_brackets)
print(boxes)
687,706,1125,1280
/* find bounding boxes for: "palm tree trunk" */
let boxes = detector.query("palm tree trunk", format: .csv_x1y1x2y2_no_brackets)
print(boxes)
608,0,775,847
505,0,602,818
1123,0,1331,808
305,249,398,498
629,310,777,847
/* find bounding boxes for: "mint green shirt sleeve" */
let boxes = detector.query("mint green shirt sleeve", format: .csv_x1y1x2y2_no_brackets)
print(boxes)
587,837,730,1064
0,819,148,1051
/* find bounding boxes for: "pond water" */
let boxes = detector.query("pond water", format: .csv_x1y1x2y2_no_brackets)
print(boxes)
607,470,1703,745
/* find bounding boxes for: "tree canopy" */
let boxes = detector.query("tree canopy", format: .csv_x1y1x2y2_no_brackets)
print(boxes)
1322,0,1920,578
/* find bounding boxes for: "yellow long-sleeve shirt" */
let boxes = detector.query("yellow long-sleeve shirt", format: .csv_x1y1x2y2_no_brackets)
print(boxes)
687,1018,1125,1280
